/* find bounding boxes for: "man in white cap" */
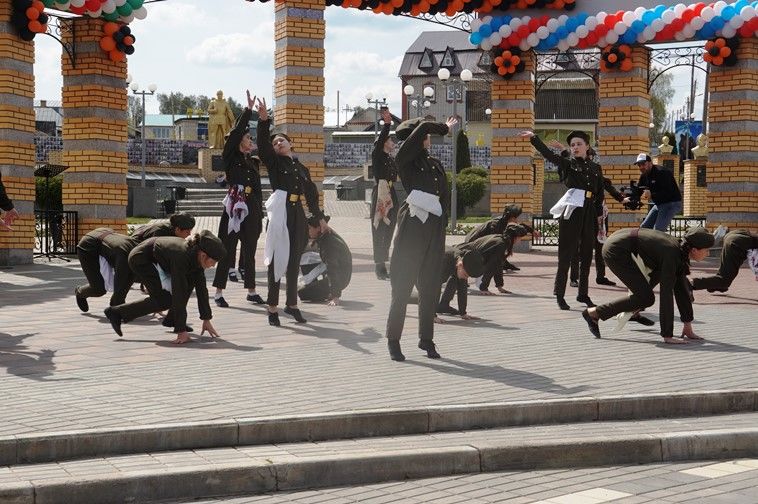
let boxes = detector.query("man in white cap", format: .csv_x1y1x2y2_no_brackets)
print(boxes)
626,153,682,232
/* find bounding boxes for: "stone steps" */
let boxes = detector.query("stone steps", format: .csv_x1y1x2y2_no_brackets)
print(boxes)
2,411,758,503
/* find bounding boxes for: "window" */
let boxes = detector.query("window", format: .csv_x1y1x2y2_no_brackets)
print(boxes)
446,83,463,102
441,47,456,69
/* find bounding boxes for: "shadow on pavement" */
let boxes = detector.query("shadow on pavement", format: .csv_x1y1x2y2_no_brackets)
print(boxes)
0,332,79,382
289,325,382,355
116,337,261,351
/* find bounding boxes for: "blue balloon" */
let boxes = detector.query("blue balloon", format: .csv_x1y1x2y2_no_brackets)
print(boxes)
621,31,637,44
556,27,568,39
655,5,666,16
469,32,482,45
480,25,493,37
545,34,557,48
722,6,735,19
642,11,656,25
632,20,645,33
710,17,726,30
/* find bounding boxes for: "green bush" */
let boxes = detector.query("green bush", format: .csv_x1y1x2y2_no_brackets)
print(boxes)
35,176,63,211
460,166,488,179
447,170,487,218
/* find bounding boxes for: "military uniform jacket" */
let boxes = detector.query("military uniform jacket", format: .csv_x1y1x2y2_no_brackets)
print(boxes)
605,228,692,337
372,122,398,186
0,172,13,211
439,247,470,314
396,121,450,225
130,237,212,330
727,230,758,253
79,228,139,264
317,230,353,298
257,119,323,220
458,234,512,288
224,108,263,218
532,136,604,216
465,217,507,243
132,221,177,243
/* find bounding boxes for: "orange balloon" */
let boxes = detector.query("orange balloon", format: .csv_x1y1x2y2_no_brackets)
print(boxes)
715,38,726,48
391,0,403,7
600,61,608,72
410,5,420,15
495,56,504,66
607,53,618,63
32,0,44,12
26,7,40,20
99,36,116,52
28,19,43,33
109,50,125,62
720,47,731,58
429,0,439,4
512,55,521,65
123,35,134,45
104,22,120,36
419,0,429,11
498,66,507,75
703,52,712,62
620,59,633,71
712,56,723,65
619,45,631,57
704,40,714,50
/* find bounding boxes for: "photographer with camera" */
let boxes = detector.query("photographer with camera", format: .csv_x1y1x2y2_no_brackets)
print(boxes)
627,154,682,231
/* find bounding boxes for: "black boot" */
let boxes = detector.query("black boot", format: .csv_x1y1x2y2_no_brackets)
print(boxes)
582,309,601,338
268,311,281,327
596,277,616,286
436,303,460,315
629,313,655,326
418,339,441,359
246,293,265,304
569,280,579,288
75,287,89,313
375,263,389,280
576,295,596,307
557,297,570,310
388,340,405,361
214,296,229,308
503,260,520,271
103,307,123,337
284,306,306,323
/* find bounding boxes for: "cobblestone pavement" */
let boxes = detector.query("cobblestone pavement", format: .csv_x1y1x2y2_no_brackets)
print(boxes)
178,458,758,504
0,195,756,436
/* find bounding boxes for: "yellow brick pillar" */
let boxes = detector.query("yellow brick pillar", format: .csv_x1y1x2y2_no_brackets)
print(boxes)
706,38,758,232
489,50,534,223
0,2,36,265
61,17,128,238
274,0,325,203
682,159,708,216
598,46,651,233
532,155,544,217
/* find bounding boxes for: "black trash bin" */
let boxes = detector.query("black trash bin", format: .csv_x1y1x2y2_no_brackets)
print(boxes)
337,176,364,201
336,184,349,200
174,186,187,200
163,199,176,215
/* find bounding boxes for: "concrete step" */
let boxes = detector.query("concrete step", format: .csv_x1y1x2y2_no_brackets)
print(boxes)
1,412,757,504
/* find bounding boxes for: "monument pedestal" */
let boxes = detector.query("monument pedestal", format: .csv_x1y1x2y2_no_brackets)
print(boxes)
683,158,708,217
198,148,223,184
653,153,680,184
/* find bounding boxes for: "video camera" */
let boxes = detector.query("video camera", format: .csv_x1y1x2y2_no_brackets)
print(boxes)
619,180,648,210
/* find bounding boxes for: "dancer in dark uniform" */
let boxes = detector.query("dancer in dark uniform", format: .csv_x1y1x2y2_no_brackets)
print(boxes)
298,216,352,305
521,130,603,311
692,229,758,292
385,115,457,361
103,230,226,344
255,96,328,327
75,228,139,310
132,212,195,242
212,93,264,308
370,107,398,280
581,227,714,344
435,248,485,320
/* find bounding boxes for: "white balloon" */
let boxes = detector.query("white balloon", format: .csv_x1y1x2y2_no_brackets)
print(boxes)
701,6,715,21
652,19,665,32
643,27,656,40
596,12,608,24
70,0,85,7
662,9,676,23
682,25,696,38
490,33,502,45
622,11,636,26
509,18,521,30
102,0,115,13
114,0,127,6
535,26,548,39
636,32,647,43
499,25,512,37
721,25,737,37
471,19,483,31
480,39,493,51
614,23,628,35
674,3,687,16
741,6,756,20
87,7,102,17
585,16,598,30
729,16,744,29
546,18,559,31
527,33,539,47
691,17,705,30
597,36,607,48
557,40,570,52
120,13,135,23
634,6,646,18
605,31,619,44
558,15,568,24
56,1,70,9
576,25,588,38
714,1,727,16
521,16,530,25
481,16,492,26
519,39,531,51
675,31,686,41
133,6,147,20
566,33,579,46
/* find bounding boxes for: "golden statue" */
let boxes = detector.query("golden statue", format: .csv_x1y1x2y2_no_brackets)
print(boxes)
658,135,674,155
691,133,709,159
207,90,235,149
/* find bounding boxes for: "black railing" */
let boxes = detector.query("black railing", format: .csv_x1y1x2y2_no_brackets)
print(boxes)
35,210,79,257
531,215,707,247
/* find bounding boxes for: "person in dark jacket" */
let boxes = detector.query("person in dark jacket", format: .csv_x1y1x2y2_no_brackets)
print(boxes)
0,172,19,231
370,107,398,280
522,130,604,311
465,203,524,272
435,248,486,320
255,96,328,327
581,227,714,344
131,213,196,242
691,229,758,292
629,153,682,231
385,115,457,361
103,230,226,344
298,216,352,305
476,223,533,294
212,92,264,308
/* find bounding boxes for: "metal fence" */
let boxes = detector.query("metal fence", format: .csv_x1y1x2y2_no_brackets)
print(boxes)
35,210,79,257
531,215,707,247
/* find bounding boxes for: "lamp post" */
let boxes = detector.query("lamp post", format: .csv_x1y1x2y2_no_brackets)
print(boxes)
128,76,157,188
402,84,434,119
438,67,472,231
365,92,387,143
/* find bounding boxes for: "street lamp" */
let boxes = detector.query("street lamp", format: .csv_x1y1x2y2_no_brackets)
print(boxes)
438,67,472,230
365,92,387,143
128,77,157,188
403,84,434,118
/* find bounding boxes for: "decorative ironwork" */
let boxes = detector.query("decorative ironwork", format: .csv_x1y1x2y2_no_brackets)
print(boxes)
34,210,79,259
399,12,474,32
666,216,706,240
42,13,77,68
647,44,708,91
535,50,602,92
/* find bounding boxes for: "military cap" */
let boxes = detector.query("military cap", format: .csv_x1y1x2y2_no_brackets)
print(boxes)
169,212,195,230
683,226,715,249
306,214,330,227
270,131,292,143
504,223,529,238
566,130,590,145
394,117,425,141
197,230,226,261
502,204,522,220
461,249,485,278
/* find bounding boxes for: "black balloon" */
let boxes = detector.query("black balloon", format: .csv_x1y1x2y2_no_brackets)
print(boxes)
124,45,135,55
38,13,48,24
20,28,35,41
120,26,131,36
113,32,124,42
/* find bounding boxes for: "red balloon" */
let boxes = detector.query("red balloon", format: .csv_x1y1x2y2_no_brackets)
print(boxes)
507,33,520,46
69,5,86,14
586,33,598,45
739,24,753,37
693,3,706,15
528,17,540,31
595,25,609,37
604,15,616,29
682,10,695,22
517,25,530,38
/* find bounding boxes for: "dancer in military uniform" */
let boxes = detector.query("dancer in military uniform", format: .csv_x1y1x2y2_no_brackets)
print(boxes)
435,248,485,320
521,130,604,311
255,96,328,327
475,223,533,294
104,230,225,344
213,92,264,308
465,204,527,274
691,229,758,293
0,171,19,231
131,212,196,242
581,227,714,344
298,216,352,305
370,107,398,280
385,116,457,361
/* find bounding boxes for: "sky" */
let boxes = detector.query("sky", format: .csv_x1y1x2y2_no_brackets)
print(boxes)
33,1,704,127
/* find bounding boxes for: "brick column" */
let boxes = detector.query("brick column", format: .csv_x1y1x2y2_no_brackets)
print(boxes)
61,17,128,237
274,0,325,201
653,153,680,185
706,38,758,232
682,158,708,216
598,46,651,233
532,155,544,217
489,50,534,222
0,2,36,265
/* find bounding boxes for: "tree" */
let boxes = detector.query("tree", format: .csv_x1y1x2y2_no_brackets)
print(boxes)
157,92,213,116
649,71,675,146
455,130,472,173
227,96,243,119
127,95,143,134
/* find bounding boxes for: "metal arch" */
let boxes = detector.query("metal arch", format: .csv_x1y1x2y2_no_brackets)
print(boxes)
398,12,475,32
535,49,601,92
41,13,77,68
647,44,709,91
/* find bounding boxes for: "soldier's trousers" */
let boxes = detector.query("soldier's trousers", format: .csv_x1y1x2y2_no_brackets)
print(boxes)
267,205,307,307
370,185,398,264
692,233,756,292
570,237,605,282
298,278,330,302
386,206,445,342
111,253,178,325
555,203,596,299
594,245,656,321
213,209,262,290
76,238,133,306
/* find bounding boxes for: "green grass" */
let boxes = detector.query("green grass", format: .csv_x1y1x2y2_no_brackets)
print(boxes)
455,216,491,223
127,217,152,225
